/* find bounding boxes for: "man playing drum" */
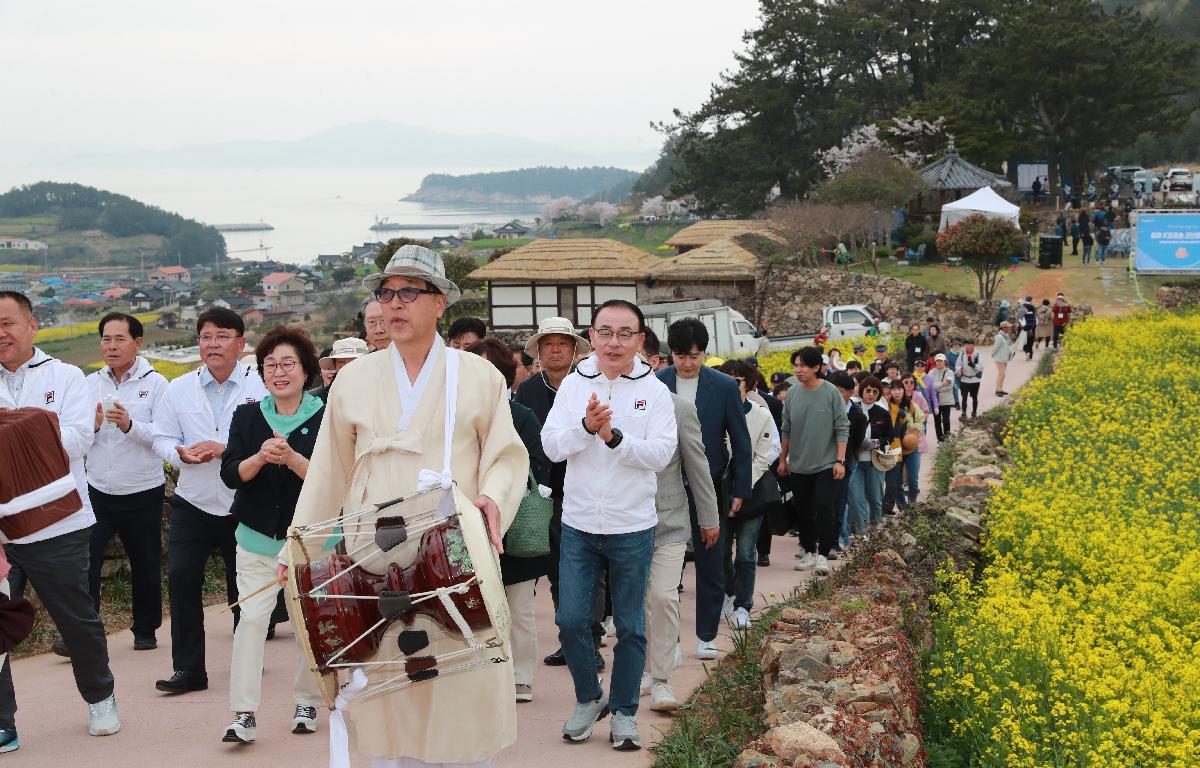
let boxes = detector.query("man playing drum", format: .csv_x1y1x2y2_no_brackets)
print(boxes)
289,245,528,768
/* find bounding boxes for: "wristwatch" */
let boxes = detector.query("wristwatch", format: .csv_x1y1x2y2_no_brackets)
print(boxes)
605,429,624,450
581,417,597,435
835,459,847,466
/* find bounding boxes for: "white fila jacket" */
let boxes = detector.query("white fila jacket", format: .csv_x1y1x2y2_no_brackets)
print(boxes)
541,354,677,535
85,356,170,495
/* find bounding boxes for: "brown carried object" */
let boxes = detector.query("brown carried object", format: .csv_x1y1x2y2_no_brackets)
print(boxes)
0,408,82,541
901,427,921,453
285,485,511,708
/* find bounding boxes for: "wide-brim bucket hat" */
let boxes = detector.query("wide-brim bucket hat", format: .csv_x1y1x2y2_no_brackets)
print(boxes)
320,336,369,370
363,244,461,306
872,446,899,472
524,316,591,358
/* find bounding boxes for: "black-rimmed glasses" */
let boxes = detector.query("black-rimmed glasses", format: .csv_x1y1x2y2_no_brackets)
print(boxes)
375,286,439,304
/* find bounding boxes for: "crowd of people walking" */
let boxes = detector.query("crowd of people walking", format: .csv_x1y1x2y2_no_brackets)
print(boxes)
0,246,1066,765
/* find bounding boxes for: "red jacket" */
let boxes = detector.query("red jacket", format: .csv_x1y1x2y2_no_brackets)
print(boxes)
1052,303,1072,326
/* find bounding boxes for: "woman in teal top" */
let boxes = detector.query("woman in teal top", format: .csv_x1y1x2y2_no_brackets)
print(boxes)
219,326,326,745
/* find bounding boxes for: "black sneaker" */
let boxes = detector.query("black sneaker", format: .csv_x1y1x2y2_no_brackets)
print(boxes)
757,554,770,567
543,648,566,666
52,639,69,658
0,728,17,753
133,636,157,651
156,671,208,693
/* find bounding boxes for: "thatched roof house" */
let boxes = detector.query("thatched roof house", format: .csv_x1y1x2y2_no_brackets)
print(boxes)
642,232,781,307
468,238,660,329
665,220,771,253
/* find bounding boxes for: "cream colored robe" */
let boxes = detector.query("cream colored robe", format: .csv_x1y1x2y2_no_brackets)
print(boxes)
292,343,528,763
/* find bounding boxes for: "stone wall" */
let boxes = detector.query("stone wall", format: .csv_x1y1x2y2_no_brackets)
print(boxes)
1157,280,1200,310
735,423,1011,768
755,266,999,345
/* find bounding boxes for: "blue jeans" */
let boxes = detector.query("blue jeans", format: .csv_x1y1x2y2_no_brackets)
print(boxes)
848,459,884,529
1097,243,1109,263
721,512,763,611
903,450,921,503
883,462,906,513
836,461,853,549
1082,243,1093,263
556,523,655,715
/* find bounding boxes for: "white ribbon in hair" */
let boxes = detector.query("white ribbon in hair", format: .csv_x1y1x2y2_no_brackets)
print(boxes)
328,668,369,768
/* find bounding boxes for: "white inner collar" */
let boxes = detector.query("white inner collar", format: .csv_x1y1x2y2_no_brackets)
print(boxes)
390,337,442,431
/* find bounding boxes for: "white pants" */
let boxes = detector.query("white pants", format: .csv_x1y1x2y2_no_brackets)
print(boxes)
229,546,323,713
503,579,537,687
371,759,492,768
643,542,686,682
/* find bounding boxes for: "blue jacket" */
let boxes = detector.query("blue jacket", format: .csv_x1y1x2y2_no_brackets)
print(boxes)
657,365,754,500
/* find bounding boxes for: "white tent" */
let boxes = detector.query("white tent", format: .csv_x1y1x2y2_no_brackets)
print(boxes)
938,186,1021,232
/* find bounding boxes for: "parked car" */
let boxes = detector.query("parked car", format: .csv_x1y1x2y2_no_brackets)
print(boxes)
1113,165,1146,183
641,300,769,358
1132,170,1163,192
1167,168,1193,191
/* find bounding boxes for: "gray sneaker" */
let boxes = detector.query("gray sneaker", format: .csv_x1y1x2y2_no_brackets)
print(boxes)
609,712,641,751
562,696,609,742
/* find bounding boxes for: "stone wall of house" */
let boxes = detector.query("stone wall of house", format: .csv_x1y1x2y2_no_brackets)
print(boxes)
1157,280,1200,309
755,266,1000,344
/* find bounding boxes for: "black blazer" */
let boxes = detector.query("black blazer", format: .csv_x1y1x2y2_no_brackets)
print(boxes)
845,400,868,460
657,365,753,499
220,401,324,541
501,400,550,586
861,402,893,451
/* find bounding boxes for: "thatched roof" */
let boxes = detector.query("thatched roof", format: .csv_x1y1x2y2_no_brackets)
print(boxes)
665,219,771,248
652,234,778,281
467,238,660,282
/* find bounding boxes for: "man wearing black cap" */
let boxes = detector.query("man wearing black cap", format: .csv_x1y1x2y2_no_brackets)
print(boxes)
868,344,889,377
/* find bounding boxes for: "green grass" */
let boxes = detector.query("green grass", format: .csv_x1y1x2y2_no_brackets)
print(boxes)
464,237,533,250
0,263,37,271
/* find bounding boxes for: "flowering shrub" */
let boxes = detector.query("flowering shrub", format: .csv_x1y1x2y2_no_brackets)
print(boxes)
937,214,1025,301
925,312,1200,767
755,331,897,380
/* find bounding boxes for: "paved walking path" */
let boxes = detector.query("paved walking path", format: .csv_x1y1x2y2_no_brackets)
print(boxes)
4,351,1044,768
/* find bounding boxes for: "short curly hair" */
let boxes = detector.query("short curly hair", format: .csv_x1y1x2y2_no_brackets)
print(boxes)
255,325,321,383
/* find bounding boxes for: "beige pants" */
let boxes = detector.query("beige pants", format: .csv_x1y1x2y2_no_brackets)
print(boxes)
995,361,1008,392
643,542,687,682
229,546,323,713
503,579,537,688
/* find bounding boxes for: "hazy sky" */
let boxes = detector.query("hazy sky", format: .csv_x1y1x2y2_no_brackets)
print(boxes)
1,0,760,163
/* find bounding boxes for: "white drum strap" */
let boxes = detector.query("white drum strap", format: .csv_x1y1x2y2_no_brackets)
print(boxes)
434,582,478,648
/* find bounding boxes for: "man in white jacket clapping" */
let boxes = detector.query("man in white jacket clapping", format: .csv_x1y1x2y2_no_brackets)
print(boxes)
541,300,677,752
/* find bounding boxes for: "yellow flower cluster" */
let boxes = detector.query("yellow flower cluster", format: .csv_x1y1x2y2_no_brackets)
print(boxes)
36,312,160,343
754,331,897,380
926,312,1200,767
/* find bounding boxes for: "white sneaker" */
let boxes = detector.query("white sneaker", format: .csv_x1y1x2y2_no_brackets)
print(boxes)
814,555,831,575
732,607,751,629
696,640,719,660
515,684,533,703
720,594,735,619
639,673,651,697
794,552,816,570
672,643,684,670
222,712,256,744
87,694,121,736
602,616,616,639
292,705,318,734
650,682,679,712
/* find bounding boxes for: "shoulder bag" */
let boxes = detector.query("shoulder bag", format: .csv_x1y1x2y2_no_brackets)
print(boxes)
503,470,553,558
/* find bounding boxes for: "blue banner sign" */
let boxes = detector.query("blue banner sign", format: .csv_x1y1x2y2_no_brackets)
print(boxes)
1135,212,1200,273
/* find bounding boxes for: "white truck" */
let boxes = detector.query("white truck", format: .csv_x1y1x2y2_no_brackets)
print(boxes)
640,300,770,358
766,304,891,351
639,300,890,358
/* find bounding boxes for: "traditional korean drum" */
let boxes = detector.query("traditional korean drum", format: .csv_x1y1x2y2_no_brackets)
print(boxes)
285,484,511,708
0,408,82,541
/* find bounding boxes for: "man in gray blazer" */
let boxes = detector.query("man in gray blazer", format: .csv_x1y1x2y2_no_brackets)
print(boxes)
640,332,718,712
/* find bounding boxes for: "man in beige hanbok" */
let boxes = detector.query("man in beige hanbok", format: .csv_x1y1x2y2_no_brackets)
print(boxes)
290,245,528,768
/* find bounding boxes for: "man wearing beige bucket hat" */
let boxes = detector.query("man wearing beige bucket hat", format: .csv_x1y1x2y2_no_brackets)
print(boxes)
513,318,602,667
290,244,528,767
309,337,368,401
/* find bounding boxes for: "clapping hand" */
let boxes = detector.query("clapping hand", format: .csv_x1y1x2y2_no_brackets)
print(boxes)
584,392,613,439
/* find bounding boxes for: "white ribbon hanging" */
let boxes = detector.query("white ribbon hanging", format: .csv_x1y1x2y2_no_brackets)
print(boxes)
328,668,369,768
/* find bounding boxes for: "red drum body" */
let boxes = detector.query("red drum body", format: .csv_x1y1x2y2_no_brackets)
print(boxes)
296,518,491,669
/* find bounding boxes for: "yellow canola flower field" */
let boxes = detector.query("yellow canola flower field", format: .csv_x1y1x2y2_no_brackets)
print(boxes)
925,312,1200,767
36,312,160,343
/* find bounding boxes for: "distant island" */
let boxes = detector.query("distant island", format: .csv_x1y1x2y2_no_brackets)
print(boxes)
403,166,640,205
0,182,225,268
